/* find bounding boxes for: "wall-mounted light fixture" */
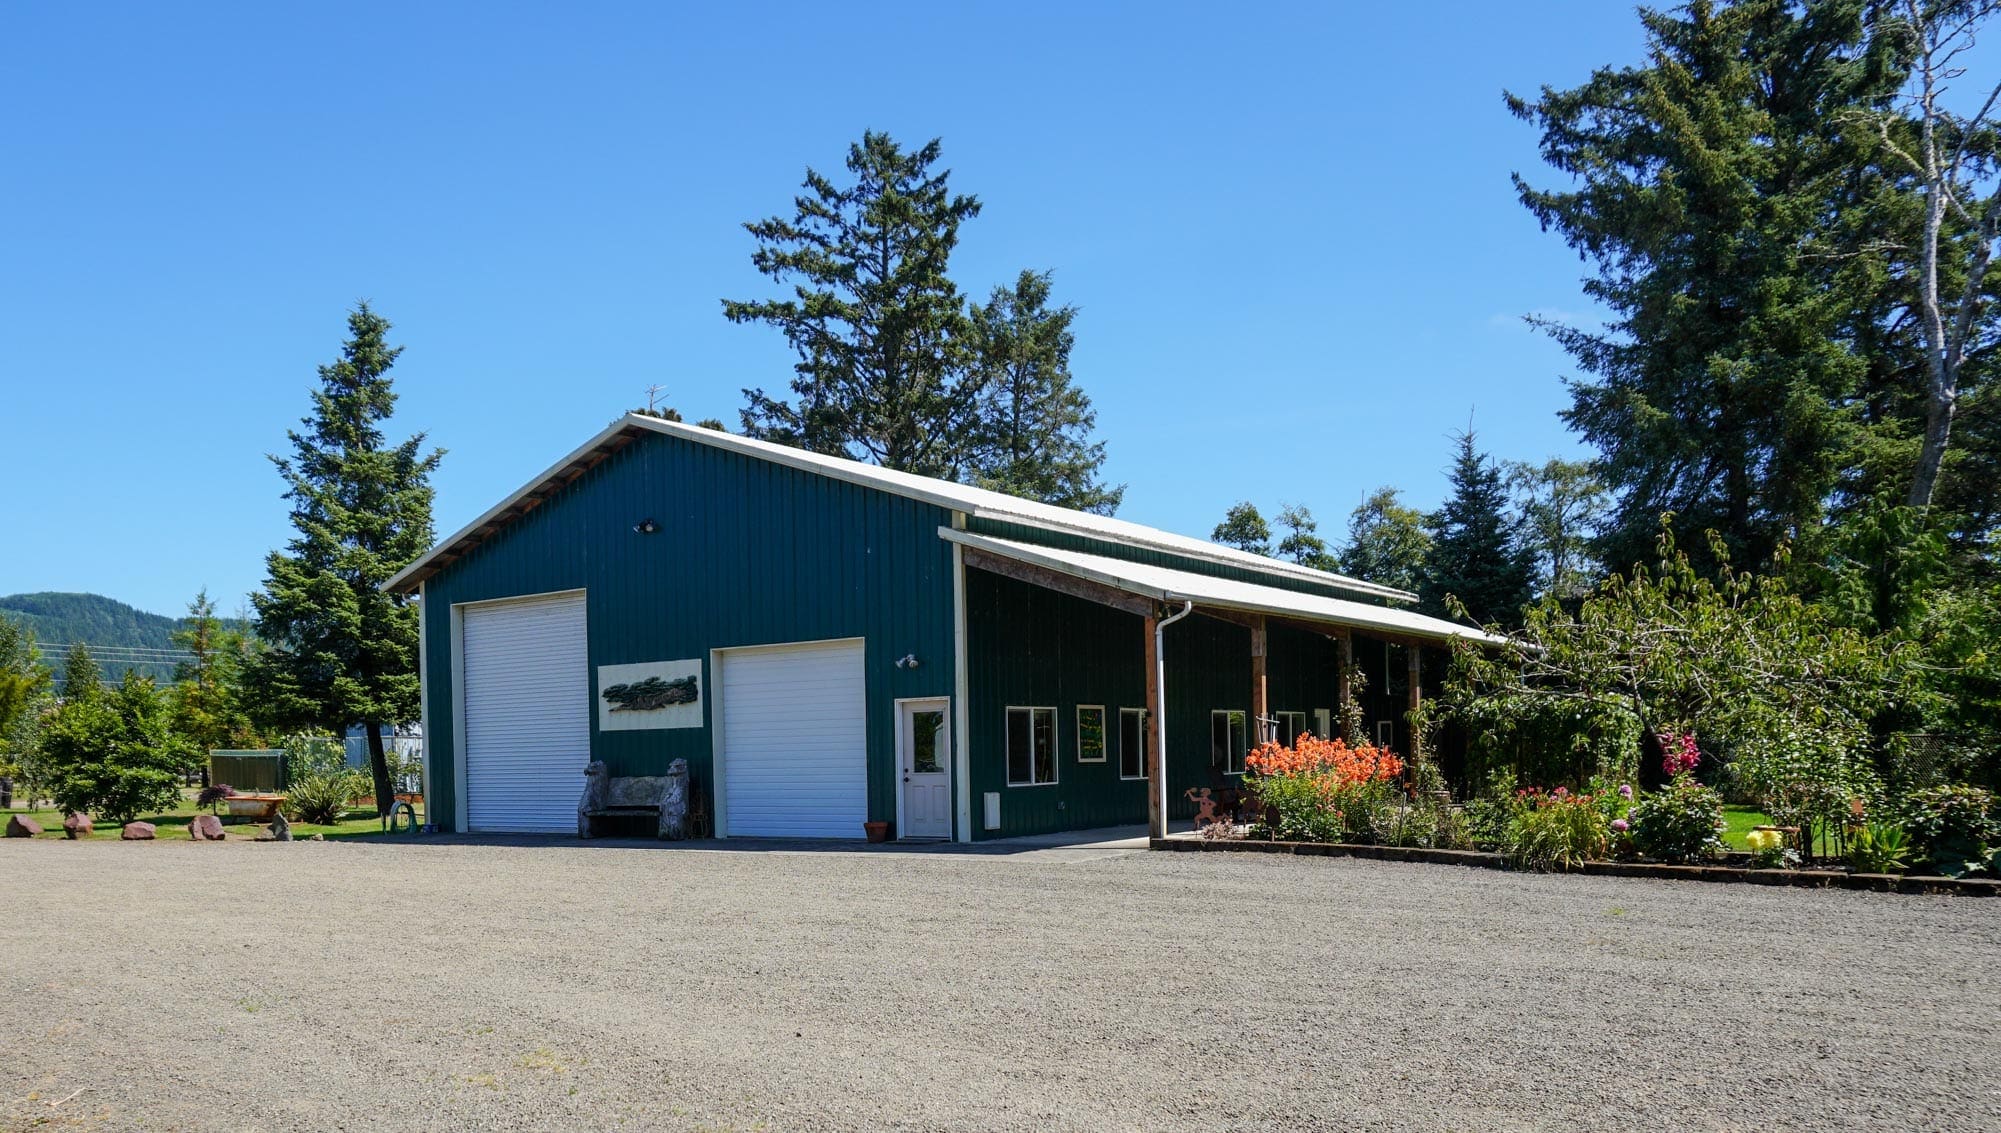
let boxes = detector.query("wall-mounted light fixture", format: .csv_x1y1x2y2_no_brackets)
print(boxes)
895,653,920,669
633,518,660,534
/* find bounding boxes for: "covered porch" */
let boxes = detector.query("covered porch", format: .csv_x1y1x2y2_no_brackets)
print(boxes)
946,528,1506,840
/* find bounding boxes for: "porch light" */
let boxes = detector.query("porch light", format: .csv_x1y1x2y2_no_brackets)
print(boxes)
633,518,660,534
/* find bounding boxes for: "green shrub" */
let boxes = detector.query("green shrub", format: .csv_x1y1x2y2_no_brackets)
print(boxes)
283,770,368,824
1847,822,1911,874
1629,778,1725,863
1505,790,1610,871
1901,785,1996,877
1365,795,1440,847
40,676,194,822
283,732,348,783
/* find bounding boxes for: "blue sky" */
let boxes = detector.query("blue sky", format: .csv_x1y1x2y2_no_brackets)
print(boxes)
1,1,1640,618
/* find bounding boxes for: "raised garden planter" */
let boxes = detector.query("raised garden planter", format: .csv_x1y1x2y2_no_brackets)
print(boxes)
223,794,286,820
1149,836,2001,897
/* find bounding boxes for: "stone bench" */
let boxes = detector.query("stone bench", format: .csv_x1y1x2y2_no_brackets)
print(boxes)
578,759,688,840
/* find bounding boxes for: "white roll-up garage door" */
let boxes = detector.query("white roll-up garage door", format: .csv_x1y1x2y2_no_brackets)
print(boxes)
720,639,866,838
461,591,589,833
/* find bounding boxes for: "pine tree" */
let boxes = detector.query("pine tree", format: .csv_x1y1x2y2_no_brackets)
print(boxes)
1510,0,1909,573
61,642,101,702
1339,488,1431,594
1211,502,1272,556
1423,431,1535,626
248,304,441,815
1274,504,1338,570
965,271,1124,514
727,133,984,476
172,589,258,753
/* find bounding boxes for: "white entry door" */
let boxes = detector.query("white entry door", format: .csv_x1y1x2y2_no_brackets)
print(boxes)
899,698,951,840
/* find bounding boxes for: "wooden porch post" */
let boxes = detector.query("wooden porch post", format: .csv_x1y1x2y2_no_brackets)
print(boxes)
1249,615,1269,745
1144,610,1165,839
1336,630,1354,740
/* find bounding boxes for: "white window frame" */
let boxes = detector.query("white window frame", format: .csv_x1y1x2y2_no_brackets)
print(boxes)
1005,706,1059,787
1211,709,1248,776
1075,704,1107,763
1276,710,1308,746
1376,720,1395,750
1118,708,1147,780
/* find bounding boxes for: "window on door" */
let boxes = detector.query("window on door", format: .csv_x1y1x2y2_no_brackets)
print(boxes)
1211,710,1248,775
911,708,945,773
1006,707,1058,786
1076,705,1106,763
1119,708,1147,779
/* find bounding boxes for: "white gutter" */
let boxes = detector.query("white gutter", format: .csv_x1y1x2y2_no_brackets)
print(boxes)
1153,600,1195,838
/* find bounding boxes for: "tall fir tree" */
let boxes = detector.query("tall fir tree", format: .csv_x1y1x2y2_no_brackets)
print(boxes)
965,270,1124,513
727,133,984,476
1423,431,1535,626
61,642,101,703
171,589,259,754
1510,0,1910,574
248,304,441,814
1339,488,1432,594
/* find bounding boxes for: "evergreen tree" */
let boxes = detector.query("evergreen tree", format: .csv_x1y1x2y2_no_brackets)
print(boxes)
1508,458,1612,600
966,270,1124,514
171,589,259,753
727,133,984,476
1211,502,1272,556
248,304,441,814
1510,0,1908,573
1424,431,1535,626
61,642,101,703
1274,504,1339,570
1339,488,1432,594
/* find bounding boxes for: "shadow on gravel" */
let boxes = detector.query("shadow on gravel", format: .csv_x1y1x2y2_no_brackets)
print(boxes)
362,824,1160,857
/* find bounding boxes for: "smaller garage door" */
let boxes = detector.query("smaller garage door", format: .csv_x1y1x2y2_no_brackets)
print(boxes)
720,639,867,838
462,592,590,833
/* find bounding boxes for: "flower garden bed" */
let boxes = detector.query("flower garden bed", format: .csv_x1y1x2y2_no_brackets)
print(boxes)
1149,835,2001,896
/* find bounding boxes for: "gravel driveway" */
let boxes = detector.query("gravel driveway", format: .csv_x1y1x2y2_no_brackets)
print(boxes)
2,836,1997,1132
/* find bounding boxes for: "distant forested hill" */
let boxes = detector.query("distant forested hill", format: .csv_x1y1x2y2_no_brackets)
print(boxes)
0,592,231,684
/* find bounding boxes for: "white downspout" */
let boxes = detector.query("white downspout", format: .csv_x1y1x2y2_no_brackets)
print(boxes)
1154,599,1194,834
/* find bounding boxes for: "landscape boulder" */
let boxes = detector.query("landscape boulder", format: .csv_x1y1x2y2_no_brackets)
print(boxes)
189,814,226,841
62,814,92,839
5,815,42,838
120,821,156,840
271,811,292,842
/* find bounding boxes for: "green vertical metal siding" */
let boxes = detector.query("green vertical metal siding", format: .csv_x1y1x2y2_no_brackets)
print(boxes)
964,571,1343,838
421,430,958,834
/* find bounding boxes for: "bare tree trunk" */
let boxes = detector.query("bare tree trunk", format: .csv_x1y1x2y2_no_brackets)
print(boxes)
365,722,395,818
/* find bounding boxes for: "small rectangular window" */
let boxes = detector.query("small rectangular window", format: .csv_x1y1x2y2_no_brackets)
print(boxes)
1118,708,1147,780
1076,705,1106,763
1211,709,1248,775
1276,710,1308,745
1376,720,1395,750
1314,708,1332,740
1006,707,1058,786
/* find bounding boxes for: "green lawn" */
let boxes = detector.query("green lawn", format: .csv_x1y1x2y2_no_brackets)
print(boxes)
5,789,397,841
1721,805,1776,850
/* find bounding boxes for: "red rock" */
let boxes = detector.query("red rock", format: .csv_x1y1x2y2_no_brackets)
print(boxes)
62,814,92,839
188,814,225,841
5,815,41,837
121,821,156,840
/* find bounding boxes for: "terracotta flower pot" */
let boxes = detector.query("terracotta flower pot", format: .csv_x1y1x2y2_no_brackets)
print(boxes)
864,820,892,843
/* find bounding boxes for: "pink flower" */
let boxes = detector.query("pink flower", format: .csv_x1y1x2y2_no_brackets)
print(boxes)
1553,786,1569,798
1611,818,1629,832
1660,732,1702,778
1618,784,1633,799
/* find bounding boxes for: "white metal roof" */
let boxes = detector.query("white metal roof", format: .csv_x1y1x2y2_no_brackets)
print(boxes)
387,412,1418,602
942,528,1508,646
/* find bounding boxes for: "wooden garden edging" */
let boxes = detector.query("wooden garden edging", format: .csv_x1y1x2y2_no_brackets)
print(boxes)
1148,837,2001,896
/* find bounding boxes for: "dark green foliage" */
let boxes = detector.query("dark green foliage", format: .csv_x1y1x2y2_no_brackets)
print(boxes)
171,589,261,751
247,304,440,815
965,270,1124,513
1629,776,1727,863
61,642,101,703
40,673,195,822
0,619,48,752
1274,504,1339,570
1422,430,1534,625
1453,696,1641,792
1339,488,1431,593
1210,501,1272,556
1510,0,1905,575
1847,821,1911,873
1900,784,1996,876
282,768,367,825
0,593,246,684
728,132,984,476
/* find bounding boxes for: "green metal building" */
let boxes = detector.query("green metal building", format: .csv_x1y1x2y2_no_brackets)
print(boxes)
386,413,1501,842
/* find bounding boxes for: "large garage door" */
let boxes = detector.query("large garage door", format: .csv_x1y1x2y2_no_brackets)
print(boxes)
462,592,589,833
721,639,866,838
